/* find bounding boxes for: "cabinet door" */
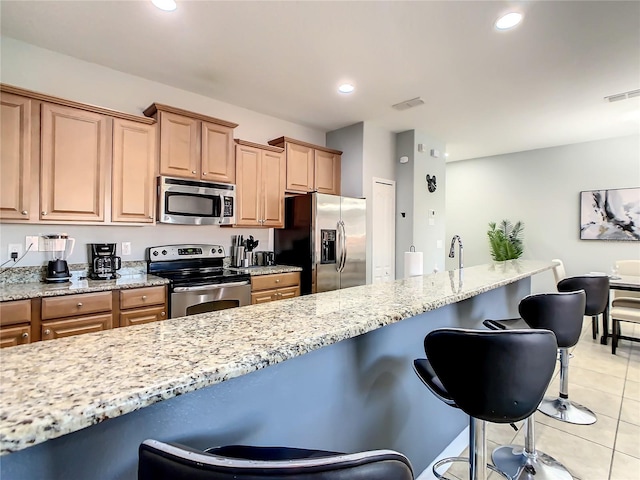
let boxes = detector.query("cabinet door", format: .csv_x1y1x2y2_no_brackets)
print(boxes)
0,93,32,221
112,119,156,223
261,149,286,227
41,313,112,340
0,324,31,348
315,150,341,195
201,121,235,183
235,144,261,226
0,299,31,327
285,142,314,193
120,305,167,327
158,111,199,179
277,285,300,301
251,288,280,305
40,104,108,221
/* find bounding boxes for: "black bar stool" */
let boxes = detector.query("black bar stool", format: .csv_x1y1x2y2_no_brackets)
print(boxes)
484,290,586,479
138,440,414,479
557,275,609,341
413,328,558,480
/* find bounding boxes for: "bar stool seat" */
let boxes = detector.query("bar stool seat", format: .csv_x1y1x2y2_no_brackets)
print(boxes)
413,328,558,480
484,290,586,479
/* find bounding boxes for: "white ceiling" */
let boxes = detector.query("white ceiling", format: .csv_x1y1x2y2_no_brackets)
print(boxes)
1,1,639,161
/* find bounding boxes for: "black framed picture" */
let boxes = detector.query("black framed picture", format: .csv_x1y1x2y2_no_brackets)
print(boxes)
580,187,640,241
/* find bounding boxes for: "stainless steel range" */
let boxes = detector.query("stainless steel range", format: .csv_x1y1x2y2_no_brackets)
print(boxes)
147,244,251,318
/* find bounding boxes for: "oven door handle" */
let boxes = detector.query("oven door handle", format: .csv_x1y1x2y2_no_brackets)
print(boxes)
173,281,250,292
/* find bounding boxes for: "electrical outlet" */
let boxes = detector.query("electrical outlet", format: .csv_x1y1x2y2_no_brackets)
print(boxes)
122,242,132,256
25,236,39,252
8,244,23,259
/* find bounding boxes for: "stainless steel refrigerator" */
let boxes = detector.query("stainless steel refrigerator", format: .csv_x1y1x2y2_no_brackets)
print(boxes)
274,193,366,295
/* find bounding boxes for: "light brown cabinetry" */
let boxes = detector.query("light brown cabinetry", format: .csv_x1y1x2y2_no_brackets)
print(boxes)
0,299,32,347
40,103,109,221
144,103,237,183
251,272,301,304
118,286,167,327
268,137,341,195
40,291,113,340
112,118,157,223
0,84,157,225
235,140,286,228
0,92,34,221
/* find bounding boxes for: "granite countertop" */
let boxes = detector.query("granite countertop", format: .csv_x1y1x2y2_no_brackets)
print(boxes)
0,260,554,455
0,273,169,302
226,264,302,276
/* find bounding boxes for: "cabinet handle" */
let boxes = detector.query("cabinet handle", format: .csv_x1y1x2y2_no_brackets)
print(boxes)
142,295,147,300
191,170,197,174
21,332,29,339
44,329,51,336
161,312,166,317
77,302,83,307
41,211,47,216
148,215,153,219
21,210,28,216
203,172,207,175
275,279,280,283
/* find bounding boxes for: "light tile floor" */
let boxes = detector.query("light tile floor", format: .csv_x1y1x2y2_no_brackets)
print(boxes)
442,320,640,480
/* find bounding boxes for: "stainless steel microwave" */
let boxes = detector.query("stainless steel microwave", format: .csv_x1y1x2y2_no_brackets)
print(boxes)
158,176,236,225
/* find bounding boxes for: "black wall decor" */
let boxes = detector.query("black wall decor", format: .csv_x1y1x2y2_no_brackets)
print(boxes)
426,174,437,193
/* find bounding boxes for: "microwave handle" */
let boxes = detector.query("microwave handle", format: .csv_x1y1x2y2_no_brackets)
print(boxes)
220,195,224,224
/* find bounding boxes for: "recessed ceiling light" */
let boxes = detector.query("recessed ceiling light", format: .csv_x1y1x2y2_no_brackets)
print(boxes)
495,12,523,30
338,84,355,94
152,0,176,12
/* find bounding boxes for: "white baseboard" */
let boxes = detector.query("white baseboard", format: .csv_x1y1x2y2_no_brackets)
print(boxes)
416,426,469,480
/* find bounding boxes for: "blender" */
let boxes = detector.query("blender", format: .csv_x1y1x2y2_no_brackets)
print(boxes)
41,233,76,283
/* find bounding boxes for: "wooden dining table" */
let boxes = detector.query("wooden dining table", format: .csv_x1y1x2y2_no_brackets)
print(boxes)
601,274,640,344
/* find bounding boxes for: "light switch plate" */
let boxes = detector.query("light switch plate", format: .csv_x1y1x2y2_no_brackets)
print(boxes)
122,242,132,256
26,236,39,252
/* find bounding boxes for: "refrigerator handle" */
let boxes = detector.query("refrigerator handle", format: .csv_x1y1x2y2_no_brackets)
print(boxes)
336,221,342,272
339,220,347,273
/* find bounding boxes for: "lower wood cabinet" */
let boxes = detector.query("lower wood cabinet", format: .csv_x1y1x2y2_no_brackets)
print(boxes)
0,285,168,347
0,299,32,347
251,272,301,305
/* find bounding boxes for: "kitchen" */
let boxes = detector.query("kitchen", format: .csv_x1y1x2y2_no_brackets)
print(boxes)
1,2,639,479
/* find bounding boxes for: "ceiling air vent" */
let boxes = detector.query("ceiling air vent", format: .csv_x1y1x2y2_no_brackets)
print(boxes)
604,89,640,102
392,97,425,111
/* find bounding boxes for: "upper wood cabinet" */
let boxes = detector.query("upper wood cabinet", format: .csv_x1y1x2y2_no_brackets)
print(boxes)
144,103,237,183
40,103,109,222
268,137,341,195
112,118,156,223
0,84,157,225
235,140,285,228
0,92,34,221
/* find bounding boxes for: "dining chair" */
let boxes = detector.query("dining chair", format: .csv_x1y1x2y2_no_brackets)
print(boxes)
614,260,640,300
551,259,567,286
611,297,640,354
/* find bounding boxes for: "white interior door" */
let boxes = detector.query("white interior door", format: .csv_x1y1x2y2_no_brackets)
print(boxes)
372,178,396,283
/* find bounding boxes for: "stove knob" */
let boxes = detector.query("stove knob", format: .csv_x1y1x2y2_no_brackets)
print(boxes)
152,251,158,256
162,250,167,256
218,248,223,254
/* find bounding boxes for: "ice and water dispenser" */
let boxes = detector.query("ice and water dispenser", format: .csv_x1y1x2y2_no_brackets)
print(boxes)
320,229,336,264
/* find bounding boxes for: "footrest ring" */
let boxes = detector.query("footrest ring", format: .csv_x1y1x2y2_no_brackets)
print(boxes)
433,456,510,480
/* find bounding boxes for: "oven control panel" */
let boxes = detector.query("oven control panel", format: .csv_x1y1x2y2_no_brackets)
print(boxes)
148,244,225,261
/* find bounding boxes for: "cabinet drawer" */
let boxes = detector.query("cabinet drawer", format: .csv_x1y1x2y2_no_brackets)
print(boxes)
120,286,166,309
41,291,112,320
120,305,167,327
0,299,31,326
251,285,300,305
41,313,112,340
0,324,31,348
251,272,300,291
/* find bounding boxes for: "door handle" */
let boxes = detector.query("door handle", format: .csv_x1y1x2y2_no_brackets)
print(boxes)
340,221,347,273
336,221,342,273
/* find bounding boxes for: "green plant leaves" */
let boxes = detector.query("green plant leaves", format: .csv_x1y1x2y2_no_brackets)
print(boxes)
487,219,524,261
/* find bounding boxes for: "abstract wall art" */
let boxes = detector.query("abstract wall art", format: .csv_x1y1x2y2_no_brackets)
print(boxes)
580,187,640,241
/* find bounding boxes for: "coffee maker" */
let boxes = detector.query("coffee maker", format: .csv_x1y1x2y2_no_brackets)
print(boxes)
88,243,121,280
41,234,75,283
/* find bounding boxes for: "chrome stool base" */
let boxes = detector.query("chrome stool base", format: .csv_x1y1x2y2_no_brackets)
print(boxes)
492,445,573,480
538,397,596,425
433,456,510,480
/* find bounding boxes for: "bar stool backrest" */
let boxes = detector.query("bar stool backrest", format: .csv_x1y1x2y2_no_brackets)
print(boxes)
518,291,586,348
557,275,609,316
424,328,557,424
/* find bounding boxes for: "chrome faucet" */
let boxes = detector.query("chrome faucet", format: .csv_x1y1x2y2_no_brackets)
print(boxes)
449,235,463,269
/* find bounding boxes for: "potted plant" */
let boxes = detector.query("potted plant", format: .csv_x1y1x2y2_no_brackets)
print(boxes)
487,219,524,261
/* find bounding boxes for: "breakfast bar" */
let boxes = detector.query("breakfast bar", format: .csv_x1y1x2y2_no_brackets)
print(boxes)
0,260,554,479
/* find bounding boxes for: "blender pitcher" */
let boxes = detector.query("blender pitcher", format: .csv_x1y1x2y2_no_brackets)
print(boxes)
41,233,76,283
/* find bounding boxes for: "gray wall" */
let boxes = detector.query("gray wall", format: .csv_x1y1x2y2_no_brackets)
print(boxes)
327,122,364,198
0,37,325,266
446,134,640,293
395,131,447,278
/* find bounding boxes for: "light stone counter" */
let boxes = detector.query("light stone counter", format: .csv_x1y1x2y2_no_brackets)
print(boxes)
226,264,302,276
0,260,554,455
